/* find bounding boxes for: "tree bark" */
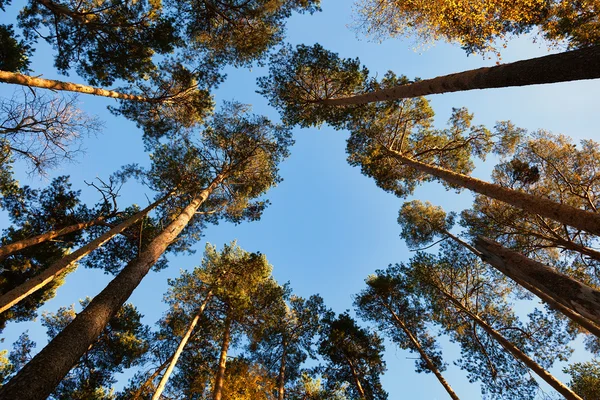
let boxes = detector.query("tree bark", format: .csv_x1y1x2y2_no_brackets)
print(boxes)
345,356,367,400
547,235,600,262
0,179,222,400
437,287,582,400
388,149,600,235
152,292,213,400
385,305,460,400
474,236,600,330
277,343,287,400
321,46,600,105
213,314,233,400
442,232,600,338
0,196,167,314
0,215,109,260
131,355,175,399
0,70,166,103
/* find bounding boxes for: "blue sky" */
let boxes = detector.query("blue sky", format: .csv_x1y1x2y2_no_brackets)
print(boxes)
1,0,600,398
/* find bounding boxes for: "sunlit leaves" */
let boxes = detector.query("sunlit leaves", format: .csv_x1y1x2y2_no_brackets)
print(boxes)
352,0,598,55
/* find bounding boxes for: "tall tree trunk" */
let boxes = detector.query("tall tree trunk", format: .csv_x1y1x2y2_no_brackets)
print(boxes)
437,287,582,400
0,196,168,314
443,232,600,338
152,292,213,400
345,356,366,400
320,46,600,106
387,149,600,235
131,354,175,399
213,314,233,400
474,236,600,330
0,178,222,400
277,343,287,400
0,70,166,102
385,304,460,400
0,215,108,260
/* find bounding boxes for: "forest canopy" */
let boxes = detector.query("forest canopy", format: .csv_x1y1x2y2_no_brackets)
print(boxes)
0,0,599,399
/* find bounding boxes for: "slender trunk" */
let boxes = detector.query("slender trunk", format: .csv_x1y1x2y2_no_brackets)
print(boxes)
444,232,600,338
548,235,600,262
0,70,162,102
345,356,366,400
437,287,582,400
474,236,600,330
213,314,233,400
442,230,481,257
131,355,175,399
0,196,167,314
385,305,460,400
152,292,213,400
321,46,600,106
389,150,600,235
277,343,287,400
0,178,222,400
0,215,108,260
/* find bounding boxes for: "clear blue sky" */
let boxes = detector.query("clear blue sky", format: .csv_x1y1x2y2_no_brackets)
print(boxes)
1,0,599,398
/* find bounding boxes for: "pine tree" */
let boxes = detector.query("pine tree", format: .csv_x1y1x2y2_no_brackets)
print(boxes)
259,43,600,109
249,294,329,400
352,0,600,54
318,313,387,400
0,102,291,400
408,244,578,399
355,269,460,400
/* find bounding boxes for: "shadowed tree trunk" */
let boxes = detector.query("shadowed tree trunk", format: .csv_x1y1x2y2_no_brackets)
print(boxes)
0,177,222,400
320,46,600,105
387,149,600,235
543,234,600,262
474,236,600,330
0,196,168,314
440,232,600,338
436,286,583,400
385,304,460,400
213,314,233,400
152,292,213,400
277,343,287,400
0,215,108,260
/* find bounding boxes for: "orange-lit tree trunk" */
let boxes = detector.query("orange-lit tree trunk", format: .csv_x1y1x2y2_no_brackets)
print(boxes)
0,70,168,102
437,286,582,400
0,196,167,314
0,215,108,260
129,354,175,399
152,292,213,400
0,177,222,400
213,314,233,400
345,356,367,400
387,149,600,236
321,46,600,105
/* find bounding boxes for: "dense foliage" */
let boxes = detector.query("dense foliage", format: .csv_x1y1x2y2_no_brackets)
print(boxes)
1,0,599,399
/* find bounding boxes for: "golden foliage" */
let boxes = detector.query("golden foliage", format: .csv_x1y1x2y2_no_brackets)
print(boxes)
353,0,600,54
